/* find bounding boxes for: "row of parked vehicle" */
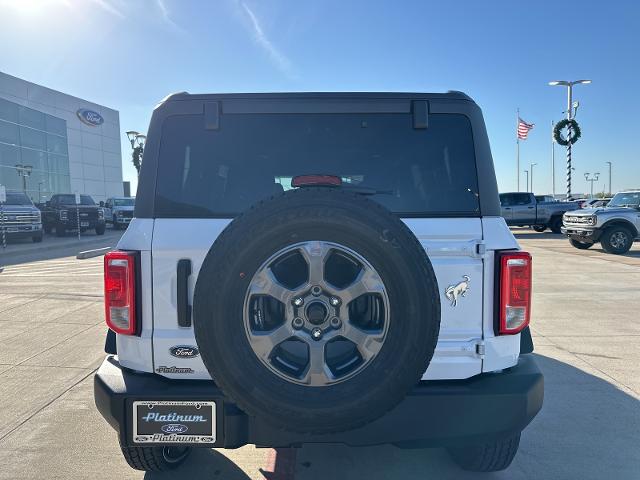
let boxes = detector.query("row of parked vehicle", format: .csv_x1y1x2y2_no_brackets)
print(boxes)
0,189,135,243
500,190,640,254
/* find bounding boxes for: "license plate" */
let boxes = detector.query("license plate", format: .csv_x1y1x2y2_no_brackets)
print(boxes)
7,227,18,232
80,222,89,227
133,401,216,444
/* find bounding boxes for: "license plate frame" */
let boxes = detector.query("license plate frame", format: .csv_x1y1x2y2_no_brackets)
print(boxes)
132,400,216,444
80,222,89,227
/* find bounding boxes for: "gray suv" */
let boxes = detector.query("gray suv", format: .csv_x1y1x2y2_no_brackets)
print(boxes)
562,190,640,254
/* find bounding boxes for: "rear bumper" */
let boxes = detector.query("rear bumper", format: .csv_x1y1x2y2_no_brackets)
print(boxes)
95,355,543,449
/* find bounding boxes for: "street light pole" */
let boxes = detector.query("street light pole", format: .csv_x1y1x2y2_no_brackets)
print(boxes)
126,131,147,177
584,172,600,199
548,79,591,201
551,120,556,197
605,161,612,195
530,162,537,193
524,170,529,193
15,164,33,193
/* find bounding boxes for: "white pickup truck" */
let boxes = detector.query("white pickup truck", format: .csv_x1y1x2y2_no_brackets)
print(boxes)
94,92,543,473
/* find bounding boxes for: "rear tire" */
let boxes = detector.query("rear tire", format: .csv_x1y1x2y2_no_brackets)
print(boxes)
569,238,592,250
95,224,106,235
120,445,191,472
549,217,563,234
448,433,521,472
55,225,65,237
600,226,633,254
532,225,546,232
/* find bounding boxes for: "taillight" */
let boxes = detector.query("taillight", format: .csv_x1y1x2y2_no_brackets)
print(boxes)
104,251,137,335
497,251,532,335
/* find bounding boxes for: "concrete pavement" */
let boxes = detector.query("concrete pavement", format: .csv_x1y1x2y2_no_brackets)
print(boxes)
0,231,638,479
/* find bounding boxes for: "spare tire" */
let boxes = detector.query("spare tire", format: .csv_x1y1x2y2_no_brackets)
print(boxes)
193,187,440,433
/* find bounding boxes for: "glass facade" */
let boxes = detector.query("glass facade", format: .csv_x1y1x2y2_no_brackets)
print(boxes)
0,96,71,203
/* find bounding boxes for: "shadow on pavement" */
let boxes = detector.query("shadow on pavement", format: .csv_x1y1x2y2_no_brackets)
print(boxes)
512,229,640,257
145,448,253,480
582,247,640,258
0,229,123,266
287,354,639,479
513,231,563,240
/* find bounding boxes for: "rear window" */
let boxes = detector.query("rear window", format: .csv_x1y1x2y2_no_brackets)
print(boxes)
155,113,480,217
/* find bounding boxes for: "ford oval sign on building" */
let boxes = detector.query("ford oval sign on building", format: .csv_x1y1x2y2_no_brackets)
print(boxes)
76,108,104,127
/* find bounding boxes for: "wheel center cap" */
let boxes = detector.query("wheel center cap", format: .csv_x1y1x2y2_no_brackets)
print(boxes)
305,301,327,325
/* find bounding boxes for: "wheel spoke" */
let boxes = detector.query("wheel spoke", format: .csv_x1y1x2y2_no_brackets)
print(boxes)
299,242,331,285
248,324,294,360
342,321,384,361
248,268,294,304
300,342,334,385
340,267,385,304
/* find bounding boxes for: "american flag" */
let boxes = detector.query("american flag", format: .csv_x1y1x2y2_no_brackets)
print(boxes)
517,117,534,140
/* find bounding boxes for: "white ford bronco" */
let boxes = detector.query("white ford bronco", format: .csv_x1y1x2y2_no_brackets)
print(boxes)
562,190,640,254
95,92,543,473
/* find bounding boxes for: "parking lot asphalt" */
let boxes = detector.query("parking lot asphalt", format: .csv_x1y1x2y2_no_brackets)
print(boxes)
0,230,638,479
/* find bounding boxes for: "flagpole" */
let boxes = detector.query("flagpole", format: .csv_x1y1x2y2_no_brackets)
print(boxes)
516,108,520,191
551,120,555,197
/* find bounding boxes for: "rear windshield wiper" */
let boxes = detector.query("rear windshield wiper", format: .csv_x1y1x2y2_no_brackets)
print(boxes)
291,174,395,196
338,184,395,196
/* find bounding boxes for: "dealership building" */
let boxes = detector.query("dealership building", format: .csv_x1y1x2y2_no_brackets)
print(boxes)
0,71,124,204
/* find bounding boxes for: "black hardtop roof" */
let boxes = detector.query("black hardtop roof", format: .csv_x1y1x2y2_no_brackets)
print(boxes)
160,90,475,104
136,88,500,218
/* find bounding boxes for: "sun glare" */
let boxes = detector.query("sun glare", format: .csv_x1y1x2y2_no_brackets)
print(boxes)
0,0,70,15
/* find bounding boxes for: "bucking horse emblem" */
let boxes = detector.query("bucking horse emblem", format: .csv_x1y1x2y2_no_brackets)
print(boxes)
445,275,470,307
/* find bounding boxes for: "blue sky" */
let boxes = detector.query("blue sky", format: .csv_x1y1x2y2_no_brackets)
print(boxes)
1,0,638,195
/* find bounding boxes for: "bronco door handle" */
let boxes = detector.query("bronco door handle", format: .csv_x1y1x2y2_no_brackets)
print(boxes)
177,259,192,327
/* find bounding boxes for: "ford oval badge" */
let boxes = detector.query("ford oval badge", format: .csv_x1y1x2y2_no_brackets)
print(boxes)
76,108,104,127
161,424,189,434
169,345,200,359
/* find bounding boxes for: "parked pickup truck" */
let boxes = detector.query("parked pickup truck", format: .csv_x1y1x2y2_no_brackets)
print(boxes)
0,190,43,243
103,196,135,230
562,190,640,254
499,192,579,233
40,193,106,237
